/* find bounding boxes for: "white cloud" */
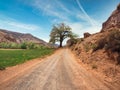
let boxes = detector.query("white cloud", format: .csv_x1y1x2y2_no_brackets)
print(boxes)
68,22,83,33
30,0,99,26
54,0,72,14
26,0,71,21
25,0,100,27
0,17,40,31
8,21,39,30
66,22,101,37
76,0,96,26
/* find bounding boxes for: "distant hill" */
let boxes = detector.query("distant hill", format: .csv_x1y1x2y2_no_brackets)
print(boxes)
0,29,48,46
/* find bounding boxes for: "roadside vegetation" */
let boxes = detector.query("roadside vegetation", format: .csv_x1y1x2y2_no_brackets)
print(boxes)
0,42,44,49
93,29,120,64
93,30,120,52
0,47,54,70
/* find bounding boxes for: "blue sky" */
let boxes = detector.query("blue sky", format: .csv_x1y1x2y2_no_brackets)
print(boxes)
0,0,120,42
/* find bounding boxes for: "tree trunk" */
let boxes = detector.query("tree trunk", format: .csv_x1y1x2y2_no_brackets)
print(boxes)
59,40,62,47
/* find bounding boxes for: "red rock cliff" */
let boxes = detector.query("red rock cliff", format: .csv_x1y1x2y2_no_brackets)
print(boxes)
101,3,120,32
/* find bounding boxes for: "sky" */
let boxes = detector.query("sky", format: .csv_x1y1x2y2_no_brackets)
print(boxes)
0,0,120,43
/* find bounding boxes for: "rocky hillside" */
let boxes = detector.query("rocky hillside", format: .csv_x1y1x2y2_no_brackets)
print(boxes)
0,29,48,46
69,3,120,89
101,3,120,32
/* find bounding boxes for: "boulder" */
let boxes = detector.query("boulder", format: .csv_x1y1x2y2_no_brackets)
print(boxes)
84,32,91,38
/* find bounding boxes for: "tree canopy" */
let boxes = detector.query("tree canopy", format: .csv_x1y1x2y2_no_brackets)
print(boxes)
49,23,78,47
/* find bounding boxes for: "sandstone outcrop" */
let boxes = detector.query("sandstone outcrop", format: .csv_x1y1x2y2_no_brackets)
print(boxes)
101,3,120,32
84,32,91,38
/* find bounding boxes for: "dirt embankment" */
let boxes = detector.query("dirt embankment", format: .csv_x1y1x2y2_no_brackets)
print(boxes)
70,31,120,89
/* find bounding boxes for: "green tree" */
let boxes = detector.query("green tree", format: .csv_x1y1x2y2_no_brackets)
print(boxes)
49,23,77,47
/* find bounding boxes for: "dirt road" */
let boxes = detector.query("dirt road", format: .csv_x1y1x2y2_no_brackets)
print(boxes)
0,49,113,90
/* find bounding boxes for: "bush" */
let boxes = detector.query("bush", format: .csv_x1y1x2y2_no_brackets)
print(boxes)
84,44,90,52
0,42,44,49
67,38,78,47
94,30,120,52
106,30,120,65
11,43,20,49
84,43,97,52
21,42,27,49
93,29,120,64
93,38,106,51
77,38,84,44
0,42,20,49
0,42,9,48
105,30,120,52
26,42,35,49
91,43,97,50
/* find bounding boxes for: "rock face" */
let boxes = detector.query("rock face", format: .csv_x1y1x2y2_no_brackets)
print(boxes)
101,3,120,32
84,32,91,38
0,29,48,46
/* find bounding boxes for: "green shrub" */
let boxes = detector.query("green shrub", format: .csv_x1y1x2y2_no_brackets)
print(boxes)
0,42,19,49
0,42,8,48
11,43,20,49
94,30,120,52
84,43,97,52
78,38,84,44
93,30,120,52
20,42,46,49
20,42,27,49
84,44,90,52
93,38,106,51
0,42,45,49
91,44,97,50
93,30,120,64
105,30,120,52
26,42,35,49
106,30,120,65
